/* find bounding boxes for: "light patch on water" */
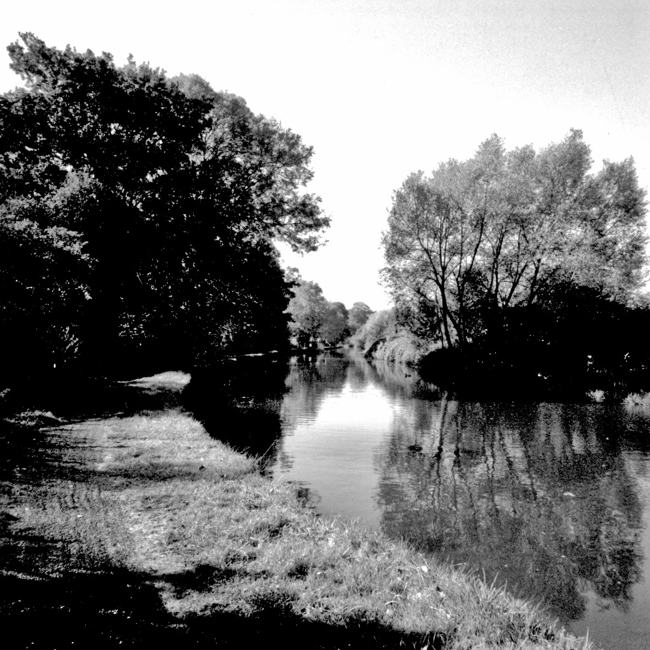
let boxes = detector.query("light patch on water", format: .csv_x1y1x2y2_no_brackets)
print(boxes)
274,378,400,527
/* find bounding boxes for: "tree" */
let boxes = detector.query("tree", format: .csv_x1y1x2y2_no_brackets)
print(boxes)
319,301,349,346
382,131,647,349
286,280,328,348
348,302,374,333
351,309,397,351
0,34,329,373
0,201,90,381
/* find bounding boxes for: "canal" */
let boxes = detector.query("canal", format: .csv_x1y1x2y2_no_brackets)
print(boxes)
260,351,650,650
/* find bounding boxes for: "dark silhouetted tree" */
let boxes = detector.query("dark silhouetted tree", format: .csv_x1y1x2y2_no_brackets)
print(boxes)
0,33,329,374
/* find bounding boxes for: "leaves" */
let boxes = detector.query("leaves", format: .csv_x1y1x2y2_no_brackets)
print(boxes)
382,131,648,348
0,33,328,373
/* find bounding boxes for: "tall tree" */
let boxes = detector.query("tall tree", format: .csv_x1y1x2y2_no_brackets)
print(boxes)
0,34,329,373
382,131,647,348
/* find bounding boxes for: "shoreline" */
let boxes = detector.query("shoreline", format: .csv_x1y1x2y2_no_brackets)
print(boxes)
0,373,595,648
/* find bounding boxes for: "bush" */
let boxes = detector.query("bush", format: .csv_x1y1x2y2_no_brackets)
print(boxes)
350,310,397,352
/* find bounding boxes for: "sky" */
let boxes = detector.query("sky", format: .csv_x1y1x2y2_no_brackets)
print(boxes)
2,0,649,311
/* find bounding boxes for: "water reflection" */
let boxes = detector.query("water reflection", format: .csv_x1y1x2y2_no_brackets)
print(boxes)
269,352,650,648
281,353,349,429
376,400,645,623
183,357,289,469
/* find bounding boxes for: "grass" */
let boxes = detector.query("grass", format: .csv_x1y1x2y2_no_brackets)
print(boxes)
623,391,650,412
586,389,606,403
0,377,596,648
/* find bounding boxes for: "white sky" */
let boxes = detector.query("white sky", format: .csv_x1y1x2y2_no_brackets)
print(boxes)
2,0,649,311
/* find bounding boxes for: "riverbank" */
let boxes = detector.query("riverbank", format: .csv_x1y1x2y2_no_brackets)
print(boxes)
0,372,594,648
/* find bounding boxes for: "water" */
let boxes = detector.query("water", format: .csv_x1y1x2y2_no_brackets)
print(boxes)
268,351,650,650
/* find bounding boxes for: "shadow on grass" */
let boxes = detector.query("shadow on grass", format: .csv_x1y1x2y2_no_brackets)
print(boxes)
1,502,450,649
0,372,451,649
1,380,180,425
0,570,450,650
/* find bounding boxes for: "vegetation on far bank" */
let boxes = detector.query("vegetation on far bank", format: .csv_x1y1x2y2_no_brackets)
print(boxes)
379,132,650,399
0,375,594,648
285,271,375,350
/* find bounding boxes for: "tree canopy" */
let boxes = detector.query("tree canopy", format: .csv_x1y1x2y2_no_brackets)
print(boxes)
382,131,648,350
348,302,373,334
0,33,329,377
285,276,351,348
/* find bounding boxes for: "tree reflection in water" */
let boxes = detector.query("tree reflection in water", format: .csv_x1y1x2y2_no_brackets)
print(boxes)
191,351,647,629
281,353,349,426
376,398,644,624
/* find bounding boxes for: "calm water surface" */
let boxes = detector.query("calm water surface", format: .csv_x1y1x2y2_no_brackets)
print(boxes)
268,352,650,650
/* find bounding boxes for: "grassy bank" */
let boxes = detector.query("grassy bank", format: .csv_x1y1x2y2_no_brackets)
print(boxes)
0,373,594,648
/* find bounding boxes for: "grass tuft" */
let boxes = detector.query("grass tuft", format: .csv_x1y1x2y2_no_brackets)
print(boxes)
623,391,650,412
586,389,606,403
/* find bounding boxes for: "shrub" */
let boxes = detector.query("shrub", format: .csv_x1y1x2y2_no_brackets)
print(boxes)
350,310,397,351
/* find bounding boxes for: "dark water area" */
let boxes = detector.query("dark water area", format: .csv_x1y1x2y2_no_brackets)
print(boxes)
248,351,650,650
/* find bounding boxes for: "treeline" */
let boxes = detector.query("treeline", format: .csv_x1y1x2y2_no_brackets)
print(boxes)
285,270,373,348
0,34,329,381
381,131,650,399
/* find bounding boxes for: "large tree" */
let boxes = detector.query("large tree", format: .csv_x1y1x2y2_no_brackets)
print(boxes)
0,34,329,375
382,131,647,349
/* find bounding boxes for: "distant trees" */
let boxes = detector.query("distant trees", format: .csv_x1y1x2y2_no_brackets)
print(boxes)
350,309,396,350
0,33,329,377
285,275,362,348
320,302,349,346
286,280,328,348
382,131,648,350
348,302,374,334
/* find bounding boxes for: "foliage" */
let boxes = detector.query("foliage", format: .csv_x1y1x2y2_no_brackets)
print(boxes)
0,33,329,375
351,308,430,364
319,301,350,346
351,309,397,351
369,335,429,365
285,277,351,348
418,280,650,399
0,203,90,381
382,131,648,350
285,279,329,347
347,301,374,333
